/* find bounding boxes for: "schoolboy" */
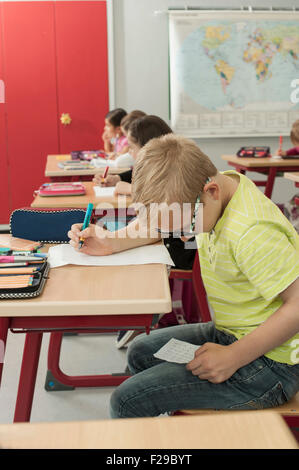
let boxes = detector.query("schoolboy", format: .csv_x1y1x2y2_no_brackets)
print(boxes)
69,135,299,418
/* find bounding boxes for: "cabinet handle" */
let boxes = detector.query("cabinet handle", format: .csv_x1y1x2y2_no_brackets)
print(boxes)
60,113,72,125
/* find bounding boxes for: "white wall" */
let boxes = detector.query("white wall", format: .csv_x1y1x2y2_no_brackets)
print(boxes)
111,0,299,203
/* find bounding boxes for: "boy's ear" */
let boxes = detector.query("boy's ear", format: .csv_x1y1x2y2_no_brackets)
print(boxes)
205,182,220,200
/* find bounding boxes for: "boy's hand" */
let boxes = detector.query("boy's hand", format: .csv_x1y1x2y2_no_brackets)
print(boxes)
276,148,286,156
93,174,121,187
114,181,132,196
186,343,239,384
68,223,115,256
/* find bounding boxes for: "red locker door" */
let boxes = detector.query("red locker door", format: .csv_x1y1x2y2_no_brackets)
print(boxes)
55,1,109,152
0,3,10,224
2,2,59,214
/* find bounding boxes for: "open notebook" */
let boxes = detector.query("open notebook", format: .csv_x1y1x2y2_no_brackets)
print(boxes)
48,243,175,268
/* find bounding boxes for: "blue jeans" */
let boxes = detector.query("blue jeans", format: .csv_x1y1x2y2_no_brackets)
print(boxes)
110,322,299,418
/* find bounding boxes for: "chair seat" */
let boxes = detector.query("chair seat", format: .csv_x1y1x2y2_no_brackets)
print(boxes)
169,268,192,280
177,391,299,416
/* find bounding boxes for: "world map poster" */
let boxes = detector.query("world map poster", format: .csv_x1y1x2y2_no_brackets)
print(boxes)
168,11,299,137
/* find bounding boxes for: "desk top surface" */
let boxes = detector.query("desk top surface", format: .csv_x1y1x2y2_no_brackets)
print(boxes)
31,182,133,209
0,411,297,449
284,172,299,183
221,154,299,167
45,155,130,176
0,245,171,318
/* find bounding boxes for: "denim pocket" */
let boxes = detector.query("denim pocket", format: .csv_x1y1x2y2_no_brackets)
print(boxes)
229,381,288,410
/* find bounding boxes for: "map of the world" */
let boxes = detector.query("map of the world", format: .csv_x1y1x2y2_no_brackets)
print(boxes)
169,11,299,137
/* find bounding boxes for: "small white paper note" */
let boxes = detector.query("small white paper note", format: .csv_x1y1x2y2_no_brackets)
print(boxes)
94,186,116,197
154,338,200,364
48,243,175,268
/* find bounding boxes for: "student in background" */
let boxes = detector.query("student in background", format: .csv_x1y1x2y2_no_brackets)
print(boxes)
277,119,299,156
94,115,172,192
94,117,197,272
103,110,146,168
101,108,128,158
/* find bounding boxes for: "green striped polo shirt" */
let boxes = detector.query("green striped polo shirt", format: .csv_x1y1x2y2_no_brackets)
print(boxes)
196,170,299,365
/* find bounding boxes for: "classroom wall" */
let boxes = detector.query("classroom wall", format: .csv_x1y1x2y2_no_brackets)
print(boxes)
111,0,299,204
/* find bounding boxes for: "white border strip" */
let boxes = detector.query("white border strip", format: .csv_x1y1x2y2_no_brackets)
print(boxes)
106,0,115,109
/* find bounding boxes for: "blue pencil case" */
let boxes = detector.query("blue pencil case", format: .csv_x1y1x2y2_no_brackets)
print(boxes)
10,208,87,243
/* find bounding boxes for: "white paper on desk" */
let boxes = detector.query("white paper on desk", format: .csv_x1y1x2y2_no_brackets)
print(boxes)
154,338,200,364
47,243,175,268
91,158,117,168
93,186,116,197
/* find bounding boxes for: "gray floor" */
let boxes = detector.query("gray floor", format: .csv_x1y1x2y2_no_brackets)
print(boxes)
0,331,128,423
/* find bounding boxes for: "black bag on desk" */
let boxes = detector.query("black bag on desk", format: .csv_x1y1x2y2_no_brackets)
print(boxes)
237,146,271,158
10,208,87,243
0,260,50,300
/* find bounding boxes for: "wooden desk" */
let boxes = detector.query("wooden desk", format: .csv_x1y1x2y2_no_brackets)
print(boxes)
0,412,297,449
284,172,299,206
284,172,299,186
46,155,130,181
0,249,171,423
31,182,132,209
221,154,299,198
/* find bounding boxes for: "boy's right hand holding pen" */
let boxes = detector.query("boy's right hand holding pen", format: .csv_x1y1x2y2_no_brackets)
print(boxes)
92,173,121,187
68,223,115,256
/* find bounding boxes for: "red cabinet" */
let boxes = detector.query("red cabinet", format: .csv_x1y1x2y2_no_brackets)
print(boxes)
55,2,109,153
0,3,10,224
0,1,109,224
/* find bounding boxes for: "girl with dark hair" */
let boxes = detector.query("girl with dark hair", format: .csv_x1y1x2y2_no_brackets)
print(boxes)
102,108,129,157
94,115,173,190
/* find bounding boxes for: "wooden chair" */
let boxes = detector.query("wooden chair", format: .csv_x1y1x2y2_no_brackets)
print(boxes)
169,252,211,323
175,388,299,441
176,391,299,416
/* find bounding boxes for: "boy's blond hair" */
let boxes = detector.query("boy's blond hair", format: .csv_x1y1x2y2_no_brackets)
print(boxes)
290,119,299,145
132,134,217,206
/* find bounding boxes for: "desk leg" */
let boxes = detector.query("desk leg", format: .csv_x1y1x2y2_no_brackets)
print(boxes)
264,167,277,199
0,318,9,386
13,332,43,423
235,165,246,175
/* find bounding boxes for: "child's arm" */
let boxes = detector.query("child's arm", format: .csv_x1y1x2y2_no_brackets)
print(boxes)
117,144,130,156
187,218,299,384
102,131,113,153
68,218,160,256
276,148,287,156
228,276,299,365
114,182,132,196
187,278,299,383
285,146,299,156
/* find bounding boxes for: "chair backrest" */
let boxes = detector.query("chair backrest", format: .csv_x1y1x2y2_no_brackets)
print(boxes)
191,252,211,323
